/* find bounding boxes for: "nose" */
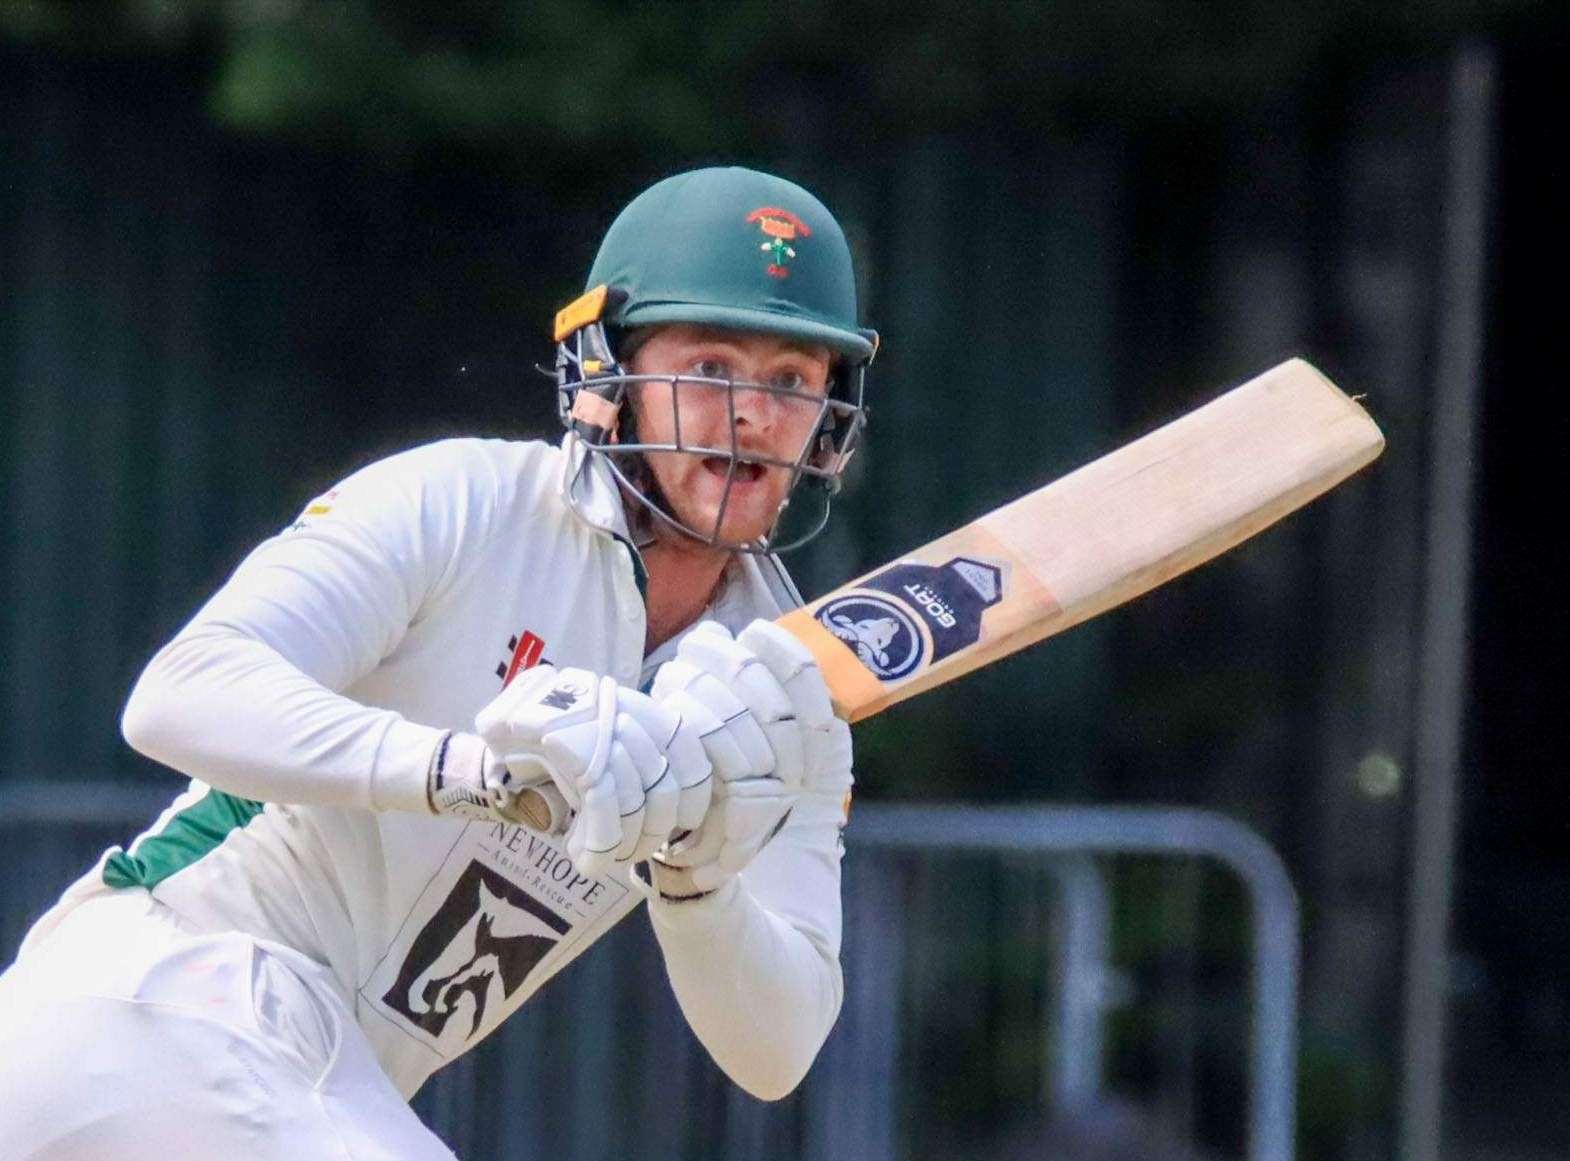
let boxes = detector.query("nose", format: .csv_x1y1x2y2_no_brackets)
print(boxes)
729,380,780,432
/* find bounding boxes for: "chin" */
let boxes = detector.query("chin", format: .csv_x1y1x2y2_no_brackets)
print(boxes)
672,496,780,547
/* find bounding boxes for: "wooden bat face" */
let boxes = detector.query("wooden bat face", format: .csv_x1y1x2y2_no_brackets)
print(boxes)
778,358,1385,722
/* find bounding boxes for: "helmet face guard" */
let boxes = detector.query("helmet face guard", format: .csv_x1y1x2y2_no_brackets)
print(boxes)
554,287,869,553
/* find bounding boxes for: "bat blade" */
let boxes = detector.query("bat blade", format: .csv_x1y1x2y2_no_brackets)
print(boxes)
778,357,1385,722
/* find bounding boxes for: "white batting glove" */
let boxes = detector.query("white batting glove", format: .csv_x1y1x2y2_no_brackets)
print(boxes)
648,620,849,899
731,619,853,811
473,664,712,876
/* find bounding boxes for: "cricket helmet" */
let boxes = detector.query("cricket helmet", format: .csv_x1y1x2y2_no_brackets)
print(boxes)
553,166,877,553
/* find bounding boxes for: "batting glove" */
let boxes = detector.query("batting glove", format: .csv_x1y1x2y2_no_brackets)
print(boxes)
648,619,850,899
472,664,712,877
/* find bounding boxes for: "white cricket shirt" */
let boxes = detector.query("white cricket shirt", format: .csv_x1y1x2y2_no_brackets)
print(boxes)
23,436,849,1100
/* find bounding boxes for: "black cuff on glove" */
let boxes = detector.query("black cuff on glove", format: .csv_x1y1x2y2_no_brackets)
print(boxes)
636,861,716,904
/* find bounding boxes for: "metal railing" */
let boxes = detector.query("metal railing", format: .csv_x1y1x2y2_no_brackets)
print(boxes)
0,785,1299,1160
851,804,1301,1161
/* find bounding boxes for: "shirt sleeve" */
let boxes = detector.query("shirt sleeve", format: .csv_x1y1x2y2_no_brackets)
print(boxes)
119,440,503,814
643,780,849,1101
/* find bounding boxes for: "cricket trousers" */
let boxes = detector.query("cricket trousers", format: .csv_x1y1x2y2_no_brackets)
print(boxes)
0,889,456,1160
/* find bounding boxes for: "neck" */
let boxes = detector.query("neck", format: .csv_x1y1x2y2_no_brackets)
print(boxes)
640,533,732,654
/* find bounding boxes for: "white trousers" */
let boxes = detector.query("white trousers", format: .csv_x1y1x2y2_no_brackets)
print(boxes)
0,890,456,1160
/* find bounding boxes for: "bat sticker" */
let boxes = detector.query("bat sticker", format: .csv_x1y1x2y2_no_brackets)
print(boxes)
816,557,1004,682
819,595,924,679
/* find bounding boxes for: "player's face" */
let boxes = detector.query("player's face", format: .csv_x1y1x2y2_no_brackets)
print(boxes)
625,325,833,546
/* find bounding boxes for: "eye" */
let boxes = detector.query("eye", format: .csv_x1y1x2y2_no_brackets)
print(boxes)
772,361,831,396
692,358,730,380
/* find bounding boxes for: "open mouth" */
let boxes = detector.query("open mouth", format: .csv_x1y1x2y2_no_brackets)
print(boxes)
702,457,765,484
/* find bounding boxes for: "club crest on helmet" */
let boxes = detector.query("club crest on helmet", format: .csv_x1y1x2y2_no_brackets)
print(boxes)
746,206,812,279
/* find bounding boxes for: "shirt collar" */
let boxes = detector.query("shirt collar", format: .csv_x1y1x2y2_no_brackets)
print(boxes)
559,432,634,541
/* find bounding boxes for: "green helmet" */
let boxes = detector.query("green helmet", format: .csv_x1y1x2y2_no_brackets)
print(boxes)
586,166,877,362
552,167,876,554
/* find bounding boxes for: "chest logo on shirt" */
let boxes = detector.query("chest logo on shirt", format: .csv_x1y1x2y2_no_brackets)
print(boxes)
382,860,569,1043
496,630,548,685
362,821,631,1057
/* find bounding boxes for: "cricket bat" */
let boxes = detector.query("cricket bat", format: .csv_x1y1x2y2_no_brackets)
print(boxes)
511,356,1383,828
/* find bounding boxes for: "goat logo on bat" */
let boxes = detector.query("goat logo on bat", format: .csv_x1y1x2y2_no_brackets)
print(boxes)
817,557,1004,682
818,595,924,680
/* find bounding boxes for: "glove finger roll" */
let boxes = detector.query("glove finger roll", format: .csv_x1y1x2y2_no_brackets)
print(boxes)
688,672,774,775
647,691,719,809
570,759,624,875
728,658,796,729
738,621,836,727
663,719,713,830
663,684,769,784
602,742,648,863
680,633,801,788
615,690,703,819
615,710,676,856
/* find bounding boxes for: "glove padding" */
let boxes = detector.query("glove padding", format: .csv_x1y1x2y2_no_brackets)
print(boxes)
648,620,847,897
474,664,711,876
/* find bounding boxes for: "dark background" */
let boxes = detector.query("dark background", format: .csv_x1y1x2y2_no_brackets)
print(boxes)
1,3,1566,1158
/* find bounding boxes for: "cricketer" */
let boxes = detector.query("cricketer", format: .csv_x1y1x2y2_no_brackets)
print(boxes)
0,167,871,1158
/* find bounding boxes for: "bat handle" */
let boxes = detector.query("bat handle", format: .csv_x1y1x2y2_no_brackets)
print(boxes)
498,755,574,836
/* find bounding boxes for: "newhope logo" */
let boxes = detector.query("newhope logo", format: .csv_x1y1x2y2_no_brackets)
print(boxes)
383,861,569,1044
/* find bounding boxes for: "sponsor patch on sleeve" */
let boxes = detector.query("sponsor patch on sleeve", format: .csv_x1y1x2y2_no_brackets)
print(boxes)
286,488,339,532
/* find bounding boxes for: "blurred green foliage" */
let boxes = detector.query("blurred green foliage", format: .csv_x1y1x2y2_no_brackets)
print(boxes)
1,0,1556,158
